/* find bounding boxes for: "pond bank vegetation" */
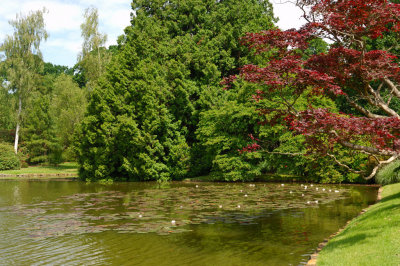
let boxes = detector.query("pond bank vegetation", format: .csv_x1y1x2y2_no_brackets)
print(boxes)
315,183,400,265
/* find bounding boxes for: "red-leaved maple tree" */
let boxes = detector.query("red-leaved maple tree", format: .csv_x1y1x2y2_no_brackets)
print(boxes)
224,0,400,179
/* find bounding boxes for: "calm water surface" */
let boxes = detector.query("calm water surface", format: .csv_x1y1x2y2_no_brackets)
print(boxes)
0,181,377,265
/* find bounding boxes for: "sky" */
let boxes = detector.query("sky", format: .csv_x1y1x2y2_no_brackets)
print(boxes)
0,0,305,68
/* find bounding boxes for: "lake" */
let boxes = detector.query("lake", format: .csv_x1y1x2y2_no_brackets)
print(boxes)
0,180,377,265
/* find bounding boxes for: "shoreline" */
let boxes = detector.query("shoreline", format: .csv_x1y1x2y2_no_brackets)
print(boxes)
306,186,383,266
0,173,78,180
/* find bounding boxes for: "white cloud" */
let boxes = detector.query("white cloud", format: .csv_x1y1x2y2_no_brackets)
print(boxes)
0,0,132,66
44,37,81,54
271,0,306,30
1,0,307,67
101,8,131,29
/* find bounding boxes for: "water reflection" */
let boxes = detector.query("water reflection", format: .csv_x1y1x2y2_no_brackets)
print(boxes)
0,181,377,265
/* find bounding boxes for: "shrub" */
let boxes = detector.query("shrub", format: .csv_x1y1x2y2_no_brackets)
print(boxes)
0,143,21,170
375,160,400,185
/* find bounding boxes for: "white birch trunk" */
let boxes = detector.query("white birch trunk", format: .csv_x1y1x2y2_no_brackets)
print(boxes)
14,96,21,154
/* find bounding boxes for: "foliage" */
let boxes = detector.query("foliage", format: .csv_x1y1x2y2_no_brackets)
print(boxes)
20,73,76,166
375,160,400,185
196,98,264,181
0,142,20,170
225,0,400,180
0,83,15,130
77,0,276,181
0,8,48,154
78,6,111,91
21,86,60,165
50,74,87,160
43,62,71,76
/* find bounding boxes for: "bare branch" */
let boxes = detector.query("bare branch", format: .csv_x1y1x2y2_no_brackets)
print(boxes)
339,140,396,156
366,85,400,118
365,154,399,180
344,94,384,118
329,130,397,156
383,77,400,99
326,153,364,174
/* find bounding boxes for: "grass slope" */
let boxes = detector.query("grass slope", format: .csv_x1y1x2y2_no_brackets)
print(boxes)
317,183,400,266
0,162,78,176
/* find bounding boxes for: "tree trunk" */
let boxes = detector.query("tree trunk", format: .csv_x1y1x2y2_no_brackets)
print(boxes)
14,96,21,154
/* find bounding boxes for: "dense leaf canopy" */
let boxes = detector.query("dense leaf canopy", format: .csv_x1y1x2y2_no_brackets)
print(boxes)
230,0,400,179
77,0,275,181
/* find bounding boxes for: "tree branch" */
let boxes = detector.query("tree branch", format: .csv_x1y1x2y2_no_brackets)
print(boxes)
365,154,399,180
344,94,384,118
328,130,397,156
366,85,400,118
383,77,400,99
326,153,364,174
339,140,396,156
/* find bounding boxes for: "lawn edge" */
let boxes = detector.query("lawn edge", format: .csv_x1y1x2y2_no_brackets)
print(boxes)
306,186,383,266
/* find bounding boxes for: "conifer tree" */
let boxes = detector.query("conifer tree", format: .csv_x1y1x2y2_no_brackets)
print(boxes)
77,0,276,181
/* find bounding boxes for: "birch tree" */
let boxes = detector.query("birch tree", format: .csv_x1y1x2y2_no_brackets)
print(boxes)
0,9,48,154
78,6,110,90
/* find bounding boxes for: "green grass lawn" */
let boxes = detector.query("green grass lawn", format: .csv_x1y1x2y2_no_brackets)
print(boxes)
0,162,78,177
317,183,400,265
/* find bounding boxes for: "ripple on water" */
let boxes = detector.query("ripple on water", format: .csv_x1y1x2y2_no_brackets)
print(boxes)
0,181,378,265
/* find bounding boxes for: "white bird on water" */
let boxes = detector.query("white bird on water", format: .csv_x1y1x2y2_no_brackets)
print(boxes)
171,220,176,225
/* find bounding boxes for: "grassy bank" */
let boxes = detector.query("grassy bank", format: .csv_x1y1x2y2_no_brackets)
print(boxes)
0,162,78,178
317,183,400,265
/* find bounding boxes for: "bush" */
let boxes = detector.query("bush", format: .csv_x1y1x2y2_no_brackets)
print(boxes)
375,160,400,185
0,143,21,170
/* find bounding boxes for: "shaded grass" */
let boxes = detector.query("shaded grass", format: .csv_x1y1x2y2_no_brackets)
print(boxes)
317,183,400,266
0,162,78,176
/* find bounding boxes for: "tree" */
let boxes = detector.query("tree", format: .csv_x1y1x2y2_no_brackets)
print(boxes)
78,6,111,90
0,9,48,154
77,0,276,181
50,74,87,160
226,0,400,179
